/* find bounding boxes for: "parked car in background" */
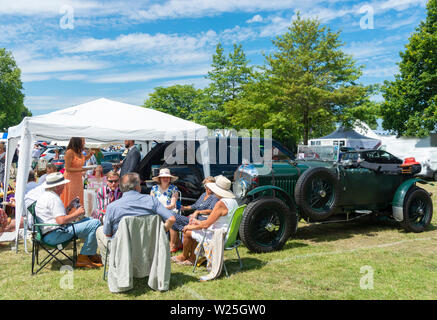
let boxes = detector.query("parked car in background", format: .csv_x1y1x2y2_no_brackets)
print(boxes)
40,147,65,162
50,158,65,172
233,147,433,253
100,151,124,174
135,137,294,204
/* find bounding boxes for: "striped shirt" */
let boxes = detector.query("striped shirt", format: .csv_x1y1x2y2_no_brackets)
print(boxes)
96,185,122,212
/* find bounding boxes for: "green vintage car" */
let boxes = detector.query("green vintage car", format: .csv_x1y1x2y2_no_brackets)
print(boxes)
233,148,434,253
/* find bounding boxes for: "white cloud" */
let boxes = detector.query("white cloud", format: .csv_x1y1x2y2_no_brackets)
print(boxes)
247,14,263,23
0,0,102,15
89,65,211,83
60,31,217,65
21,56,108,74
363,65,399,77
130,0,319,21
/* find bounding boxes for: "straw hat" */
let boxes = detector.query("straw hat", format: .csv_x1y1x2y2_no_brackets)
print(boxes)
205,175,235,199
152,168,178,183
43,172,70,189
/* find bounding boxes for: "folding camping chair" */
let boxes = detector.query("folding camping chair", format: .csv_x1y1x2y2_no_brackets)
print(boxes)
28,202,77,275
193,204,246,277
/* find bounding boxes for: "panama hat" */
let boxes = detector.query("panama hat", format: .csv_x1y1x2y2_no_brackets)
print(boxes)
152,168,178,183
43,172,70,189
205,175,235,199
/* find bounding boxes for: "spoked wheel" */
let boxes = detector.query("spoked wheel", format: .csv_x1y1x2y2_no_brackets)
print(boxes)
307,177,335,212
401,187,433,233
239,197,296,253
295,167,340,221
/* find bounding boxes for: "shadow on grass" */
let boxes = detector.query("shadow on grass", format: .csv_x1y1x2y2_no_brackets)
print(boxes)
293,218,402,243
0,242,13,252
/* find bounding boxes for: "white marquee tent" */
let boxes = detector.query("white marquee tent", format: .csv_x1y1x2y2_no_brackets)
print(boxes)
4,98,211,251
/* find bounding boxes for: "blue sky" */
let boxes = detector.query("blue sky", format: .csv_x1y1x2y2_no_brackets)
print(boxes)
0,0,428,116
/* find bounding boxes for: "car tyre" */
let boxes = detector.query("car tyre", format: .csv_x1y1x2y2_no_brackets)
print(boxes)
239,197,296,253
295,167,341,221
401,187,433,233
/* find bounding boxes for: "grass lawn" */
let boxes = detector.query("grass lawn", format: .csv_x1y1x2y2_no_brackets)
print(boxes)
1,184,437,300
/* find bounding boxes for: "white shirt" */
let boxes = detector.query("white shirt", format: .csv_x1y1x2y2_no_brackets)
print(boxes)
35,190,66,235
25,184,46,208
207,198,238,231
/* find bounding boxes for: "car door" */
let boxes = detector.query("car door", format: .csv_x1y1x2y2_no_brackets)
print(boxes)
341,150,403,207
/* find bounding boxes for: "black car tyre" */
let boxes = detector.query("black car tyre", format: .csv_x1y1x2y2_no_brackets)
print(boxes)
401,187,433,233
295,167,341,221
239,197,296,253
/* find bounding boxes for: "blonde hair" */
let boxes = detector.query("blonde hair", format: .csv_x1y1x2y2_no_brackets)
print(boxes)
202,176,215,185
106,170,120,179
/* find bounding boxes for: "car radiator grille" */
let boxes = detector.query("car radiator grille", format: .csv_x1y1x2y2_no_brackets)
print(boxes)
273,177,296,195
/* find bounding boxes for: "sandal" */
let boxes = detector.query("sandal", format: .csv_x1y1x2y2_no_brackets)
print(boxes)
179,260,194,266
171,256,185,264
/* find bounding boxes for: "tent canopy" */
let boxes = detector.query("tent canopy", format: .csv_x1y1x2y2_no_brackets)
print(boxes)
309,126,381,150
5,98,211,251
318,127,376,140
8,98,207,142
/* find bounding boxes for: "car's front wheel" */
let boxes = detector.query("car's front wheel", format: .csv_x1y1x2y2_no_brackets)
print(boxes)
401,187,433,233
239,197,296,253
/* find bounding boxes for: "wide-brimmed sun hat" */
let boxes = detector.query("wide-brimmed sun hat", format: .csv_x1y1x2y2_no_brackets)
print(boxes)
43,172,70,189
205,175,235,199
152,168,178,183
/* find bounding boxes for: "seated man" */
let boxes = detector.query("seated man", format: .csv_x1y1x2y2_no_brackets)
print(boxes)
96,172,175,265
35,172,103,268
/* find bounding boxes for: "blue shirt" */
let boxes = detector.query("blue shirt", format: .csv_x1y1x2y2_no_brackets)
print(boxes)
103,190,174,236
191,192,219,211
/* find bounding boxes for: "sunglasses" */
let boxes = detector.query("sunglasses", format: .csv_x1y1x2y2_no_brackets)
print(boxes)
107,180,119,184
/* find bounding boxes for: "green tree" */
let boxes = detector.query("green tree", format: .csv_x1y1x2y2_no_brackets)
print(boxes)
142,84,206,121
381,0,437,137
200,43,253,129
264,14,366,145
0,48,31,131
224,15,373,147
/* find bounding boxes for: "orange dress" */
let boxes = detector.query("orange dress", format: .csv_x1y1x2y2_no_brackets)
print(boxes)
61,150,85,207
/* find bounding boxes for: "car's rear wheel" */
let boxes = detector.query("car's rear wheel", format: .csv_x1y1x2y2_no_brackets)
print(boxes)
295,167,341,221
239,197,296,253
401,187,433,233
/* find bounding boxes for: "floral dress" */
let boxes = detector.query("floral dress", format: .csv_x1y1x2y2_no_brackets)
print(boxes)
150,184,180,212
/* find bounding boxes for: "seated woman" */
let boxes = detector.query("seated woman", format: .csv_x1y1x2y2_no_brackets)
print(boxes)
181,176,219,222
171,175,238,266
91,171,122,224
150,168,181,252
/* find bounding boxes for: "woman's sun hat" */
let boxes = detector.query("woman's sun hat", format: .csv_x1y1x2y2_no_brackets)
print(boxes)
43,172,70,189
205,175,235,199
152,168,178,183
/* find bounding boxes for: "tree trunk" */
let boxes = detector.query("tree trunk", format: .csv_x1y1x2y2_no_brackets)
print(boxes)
303,108,309,145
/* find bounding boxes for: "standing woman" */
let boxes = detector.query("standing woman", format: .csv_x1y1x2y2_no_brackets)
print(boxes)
61,137,94,207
